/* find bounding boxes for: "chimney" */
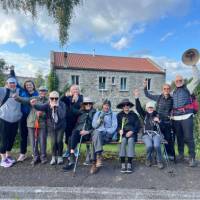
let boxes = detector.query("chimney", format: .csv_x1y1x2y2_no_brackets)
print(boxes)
93,49,95,57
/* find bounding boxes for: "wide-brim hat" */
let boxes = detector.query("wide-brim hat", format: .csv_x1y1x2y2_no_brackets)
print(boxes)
117,98,134,109
82,97,94,104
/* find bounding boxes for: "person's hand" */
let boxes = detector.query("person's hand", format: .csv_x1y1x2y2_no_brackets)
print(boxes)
80,130,89,136
143,79,147,88
153,117,160,123
119,129,123,136
133,89,139,98
72,94,78,103
50,101,58,109
12,93,18,99
36,111,43,117
30,98,37,106
126,131,133,138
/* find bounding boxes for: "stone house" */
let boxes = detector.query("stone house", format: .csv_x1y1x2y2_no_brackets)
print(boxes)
51,51,165,110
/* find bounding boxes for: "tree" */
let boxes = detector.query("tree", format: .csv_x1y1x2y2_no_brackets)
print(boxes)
0,0,81,46
0,58,6,86
35,70,45,88
47,69,59,92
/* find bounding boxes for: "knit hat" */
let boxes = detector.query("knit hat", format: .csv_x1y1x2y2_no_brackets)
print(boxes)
103,99,111,107
146,101,156,109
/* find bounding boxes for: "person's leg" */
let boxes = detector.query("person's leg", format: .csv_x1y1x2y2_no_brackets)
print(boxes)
0,119,13,168
57,129,64,164
119,137,127,158
173,120,184,159
49,128,56,165
127,137,134,173
142,134,153,166
39,127,47,164
181,117,196,166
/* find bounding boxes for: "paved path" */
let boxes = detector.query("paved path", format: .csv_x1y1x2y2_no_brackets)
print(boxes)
0,157,200,199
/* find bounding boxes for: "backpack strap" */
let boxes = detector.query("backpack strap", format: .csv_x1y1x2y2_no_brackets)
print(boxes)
0,88,10,107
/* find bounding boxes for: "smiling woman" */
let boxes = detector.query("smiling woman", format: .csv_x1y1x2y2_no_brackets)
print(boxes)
0,0,81,46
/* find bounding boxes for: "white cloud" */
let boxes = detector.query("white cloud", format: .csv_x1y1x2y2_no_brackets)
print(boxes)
185,20,200,28
160,32,174,42
69,0,189,48
0,51,49,77
112,37,129,50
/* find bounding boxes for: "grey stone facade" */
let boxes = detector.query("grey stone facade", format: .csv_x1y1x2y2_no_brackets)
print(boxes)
55,68,165,110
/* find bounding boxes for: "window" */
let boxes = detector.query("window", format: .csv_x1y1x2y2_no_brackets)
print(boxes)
120,77,127,91
71,75,79,85
111,77,115,85
146,78,151,90
99,76,106,90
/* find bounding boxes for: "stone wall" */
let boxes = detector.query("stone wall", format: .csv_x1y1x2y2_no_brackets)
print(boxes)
56,68,165,110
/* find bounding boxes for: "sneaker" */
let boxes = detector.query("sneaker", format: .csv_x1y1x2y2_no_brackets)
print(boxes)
126,163,133,173
31,158,41,166
145,160,151,167
63,163,75,172
157,162,164,169
189,158,197,167
120,163,126,173
6,156,16,164
17,154,27,162
62,150,70,158
96,155,103,168
50,156,56,165
83,160,92,166
41,158,48,164
1,158,13,168
90,163,98,174
176,154,184,162
57,157,64,165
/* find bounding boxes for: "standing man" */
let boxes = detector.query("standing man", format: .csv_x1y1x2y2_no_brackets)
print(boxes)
172,65,200,167
144,81,175,160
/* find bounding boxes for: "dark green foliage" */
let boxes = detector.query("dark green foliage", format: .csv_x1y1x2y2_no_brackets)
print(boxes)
0,58,6,87
47,69,59,92
0,0,81,46
35,70,45,88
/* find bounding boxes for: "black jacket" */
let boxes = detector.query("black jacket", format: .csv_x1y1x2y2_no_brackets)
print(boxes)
117,110,140,141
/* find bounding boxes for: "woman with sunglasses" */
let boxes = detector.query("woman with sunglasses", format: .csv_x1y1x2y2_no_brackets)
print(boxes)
30,91,66,165
116,98,140,173
63,97,96,171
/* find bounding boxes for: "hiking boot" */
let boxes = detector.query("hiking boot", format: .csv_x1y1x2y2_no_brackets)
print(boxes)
189,158,197,167
63,163,75,171
50,156,56,165
57,157,64,165
6,156,16,164
145,160,151,167
96,155,103,168
0,158,13,168
120,163,126,173
126,163,133,173
176,154,184,162
157,162,164,169
90,163,98,174
17,154,27,162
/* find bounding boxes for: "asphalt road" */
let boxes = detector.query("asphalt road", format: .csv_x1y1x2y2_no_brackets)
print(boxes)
0,157,200,199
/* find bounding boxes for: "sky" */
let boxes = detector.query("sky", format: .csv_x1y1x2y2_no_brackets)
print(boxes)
0,0,200,82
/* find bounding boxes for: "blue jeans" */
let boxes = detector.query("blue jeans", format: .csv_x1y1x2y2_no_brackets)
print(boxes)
142,134,163,162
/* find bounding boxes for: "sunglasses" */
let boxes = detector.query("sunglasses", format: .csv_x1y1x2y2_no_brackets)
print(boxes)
163,88,170,90
123,104,130,107
50,97,58,101
84,103,92,105
39,90,47,92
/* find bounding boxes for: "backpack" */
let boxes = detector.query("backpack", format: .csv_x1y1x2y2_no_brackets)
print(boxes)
188,94,199,114
0,88,10,107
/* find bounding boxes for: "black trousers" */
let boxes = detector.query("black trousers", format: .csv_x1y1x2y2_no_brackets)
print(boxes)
70,130,91,150
173,116,195,158
19,114,29,154
160,121,175,157
0,118,18,154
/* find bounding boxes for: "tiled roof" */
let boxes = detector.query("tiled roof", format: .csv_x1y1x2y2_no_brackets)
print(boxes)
51,52,165,74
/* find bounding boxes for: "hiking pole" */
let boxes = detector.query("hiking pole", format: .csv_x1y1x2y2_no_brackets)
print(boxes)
33,117,40,166
155,123,175,177
73,113,89,176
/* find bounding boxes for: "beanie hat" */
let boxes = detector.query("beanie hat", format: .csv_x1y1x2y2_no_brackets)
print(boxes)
146,101,156,109
49,91,59,98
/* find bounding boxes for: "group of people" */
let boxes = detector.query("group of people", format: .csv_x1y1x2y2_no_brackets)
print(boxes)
0,65,199,175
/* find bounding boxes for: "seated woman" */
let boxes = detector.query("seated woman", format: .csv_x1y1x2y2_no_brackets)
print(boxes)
134,89,164,169
90,99,118,174
63,97,96,171
116,98,140,173
30,91,66,165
